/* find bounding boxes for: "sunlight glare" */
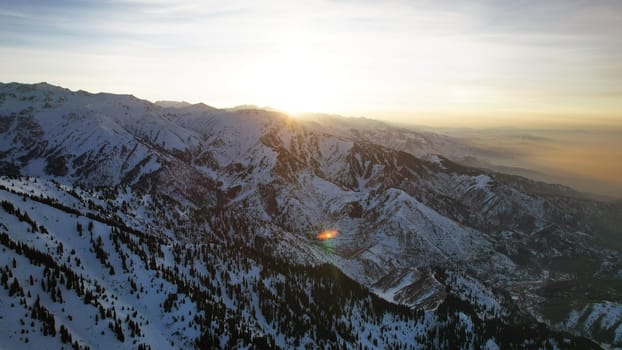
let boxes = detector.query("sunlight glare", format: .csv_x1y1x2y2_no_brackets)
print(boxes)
250,28,343,114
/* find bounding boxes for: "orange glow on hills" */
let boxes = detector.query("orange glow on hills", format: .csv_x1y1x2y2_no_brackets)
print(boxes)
316,230,339,241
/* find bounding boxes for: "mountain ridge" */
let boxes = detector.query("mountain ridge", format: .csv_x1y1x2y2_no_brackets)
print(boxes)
0,81,620,348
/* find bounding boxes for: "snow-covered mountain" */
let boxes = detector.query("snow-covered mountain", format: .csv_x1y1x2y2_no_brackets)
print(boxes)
0,82,620,349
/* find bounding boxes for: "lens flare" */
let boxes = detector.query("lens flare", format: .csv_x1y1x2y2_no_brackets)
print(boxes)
316,229,339,241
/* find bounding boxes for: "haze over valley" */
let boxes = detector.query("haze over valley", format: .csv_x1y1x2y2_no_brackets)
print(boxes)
407,125,622,199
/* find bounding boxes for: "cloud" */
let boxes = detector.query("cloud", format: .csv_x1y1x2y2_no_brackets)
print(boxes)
0,0,621,119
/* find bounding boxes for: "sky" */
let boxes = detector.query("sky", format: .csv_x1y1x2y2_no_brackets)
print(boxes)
1,0,622,127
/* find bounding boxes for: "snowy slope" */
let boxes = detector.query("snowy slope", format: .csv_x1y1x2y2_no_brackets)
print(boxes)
1,176,601,349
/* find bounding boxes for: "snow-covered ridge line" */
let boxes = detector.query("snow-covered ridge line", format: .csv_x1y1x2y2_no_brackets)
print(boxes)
1,82,620,348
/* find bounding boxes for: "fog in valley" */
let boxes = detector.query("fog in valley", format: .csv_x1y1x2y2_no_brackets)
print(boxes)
424,126,622,200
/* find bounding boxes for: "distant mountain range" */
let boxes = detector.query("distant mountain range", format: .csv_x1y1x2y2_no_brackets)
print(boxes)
0,82,620,349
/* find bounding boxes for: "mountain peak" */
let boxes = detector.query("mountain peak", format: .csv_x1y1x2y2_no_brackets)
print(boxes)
0,82,619,349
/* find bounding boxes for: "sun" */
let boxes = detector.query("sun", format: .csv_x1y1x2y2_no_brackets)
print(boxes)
249,30,343,114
